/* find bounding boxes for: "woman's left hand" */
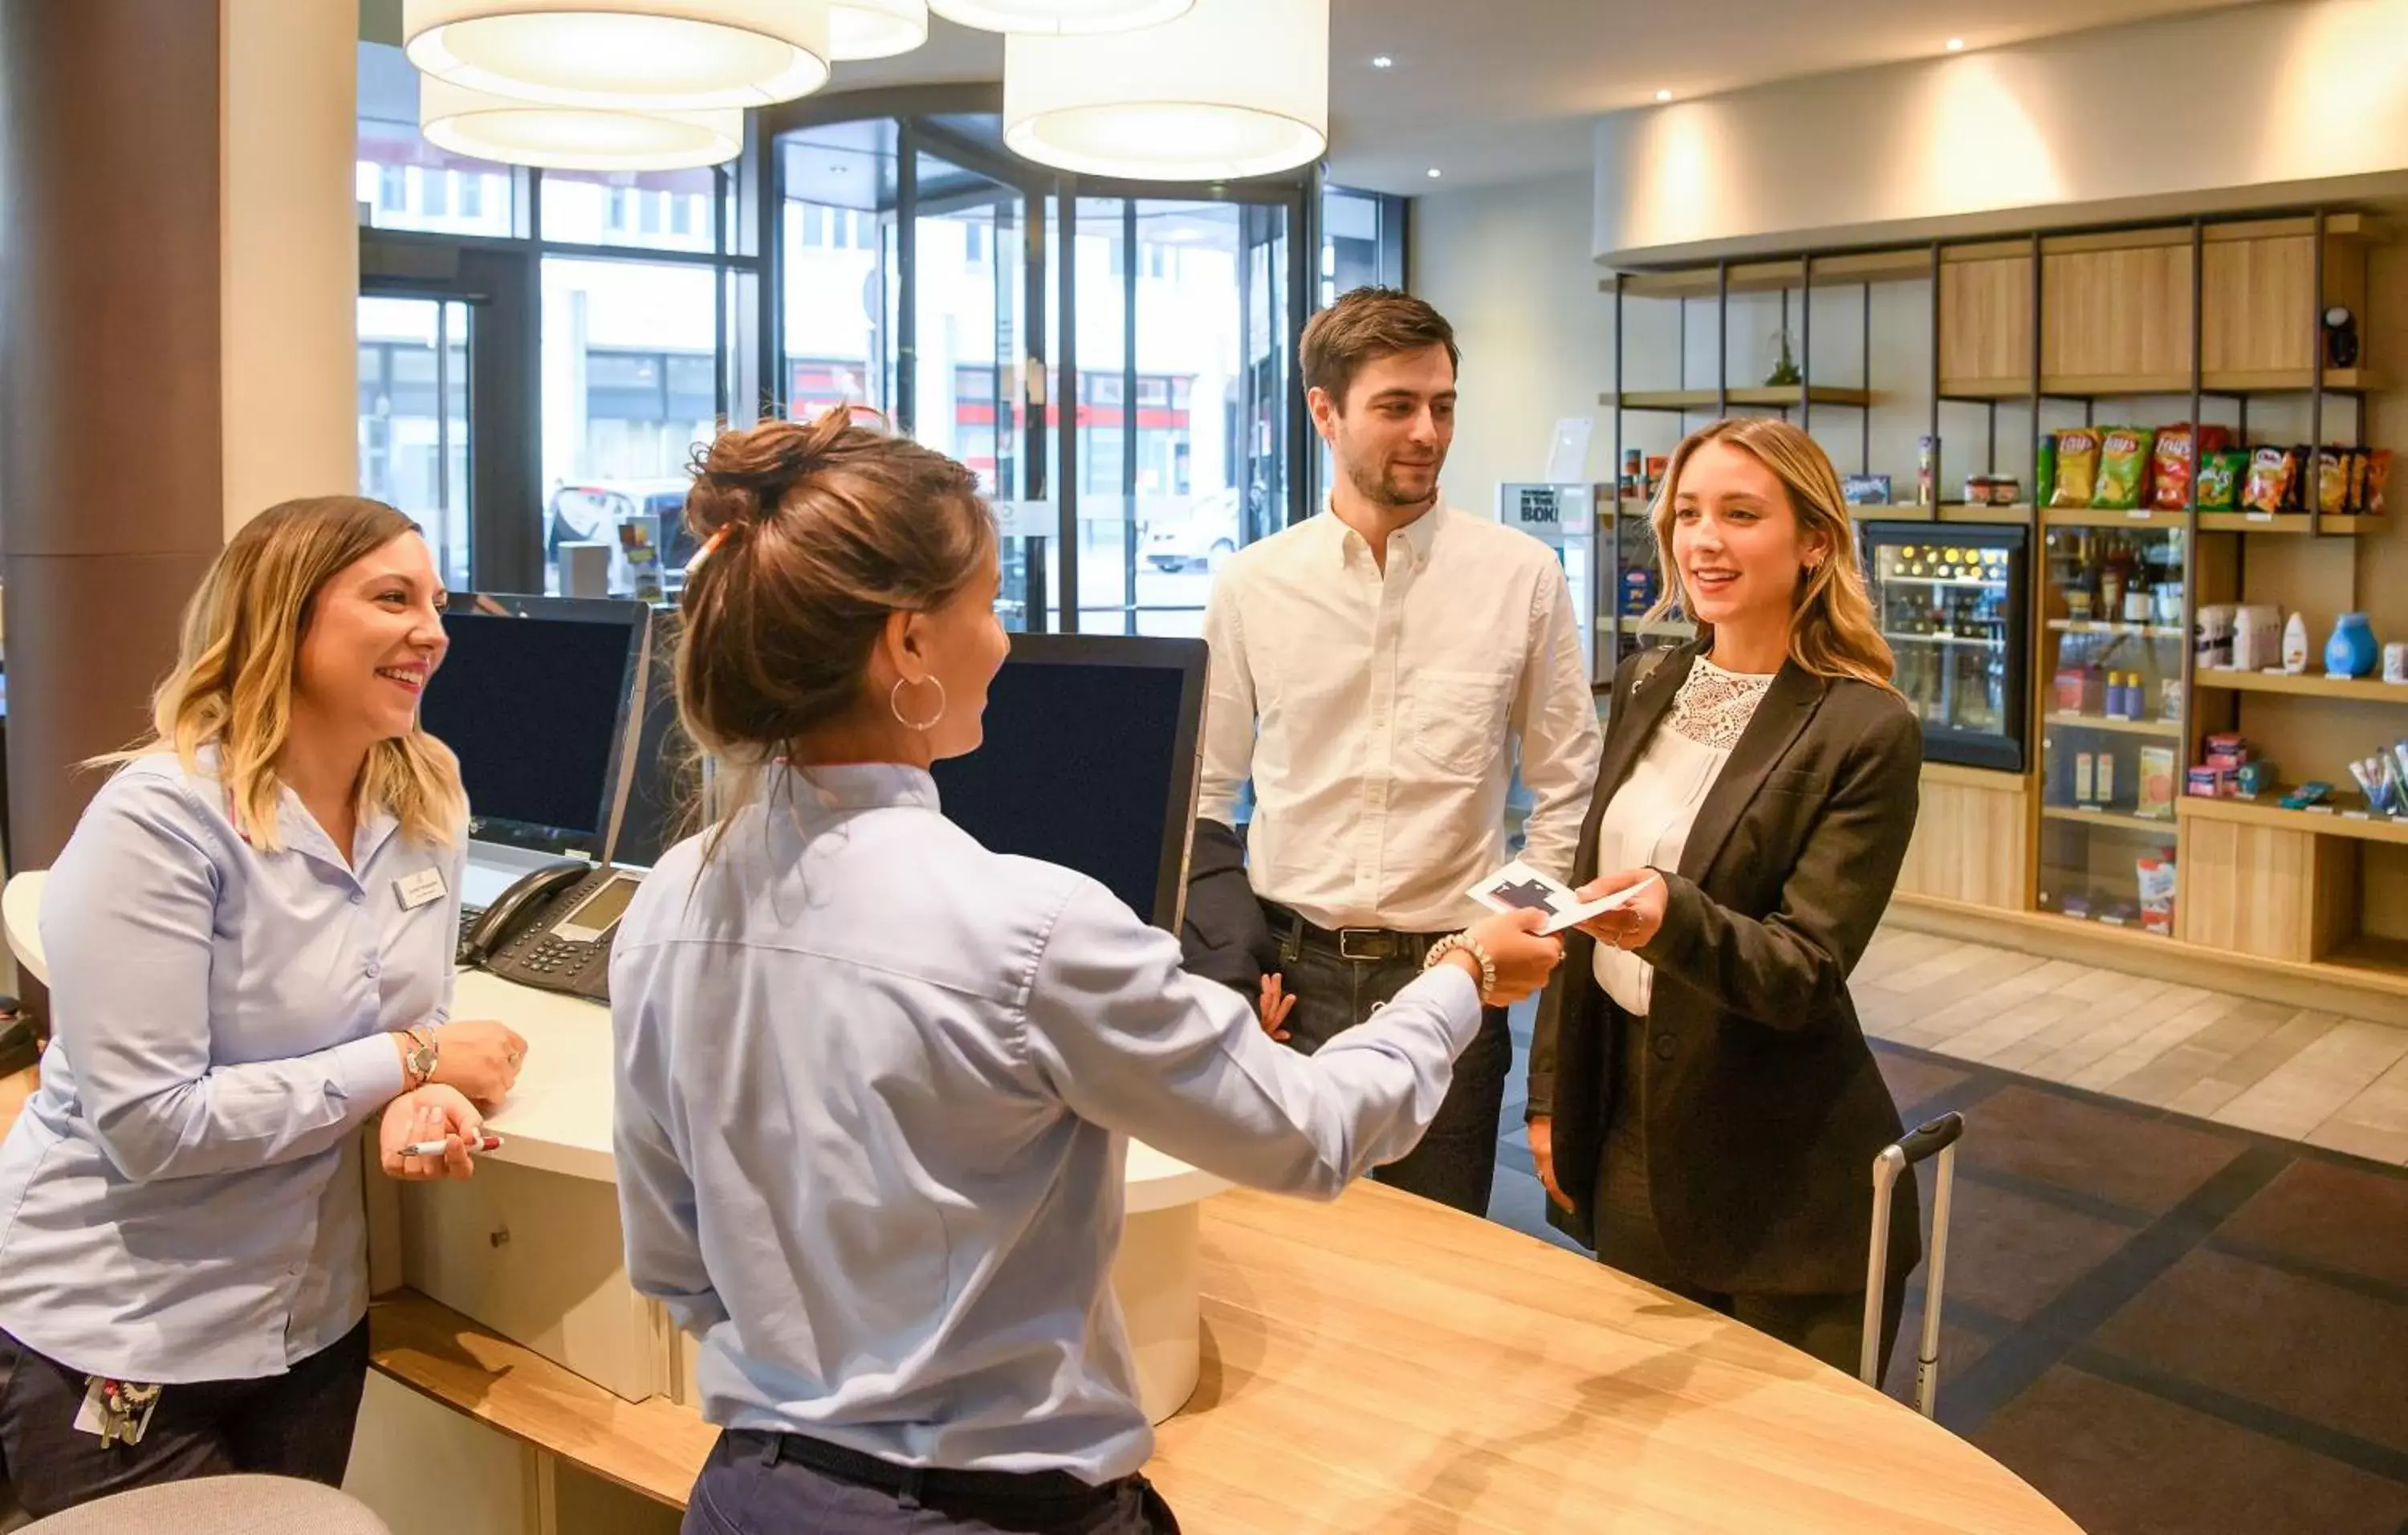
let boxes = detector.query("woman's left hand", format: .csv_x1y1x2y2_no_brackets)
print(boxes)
1574,868,1668,952
379,1085,485,1183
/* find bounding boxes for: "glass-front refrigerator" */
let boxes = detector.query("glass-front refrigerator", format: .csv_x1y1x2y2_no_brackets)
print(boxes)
2034,519,2188,935
1861,522,2030,772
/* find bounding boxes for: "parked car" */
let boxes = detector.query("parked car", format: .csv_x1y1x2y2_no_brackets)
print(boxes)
545,478,698,593
1141,487,1244,572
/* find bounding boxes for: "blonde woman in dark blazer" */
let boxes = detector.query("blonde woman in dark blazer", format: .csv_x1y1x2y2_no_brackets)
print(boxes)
1527,417,1923,1374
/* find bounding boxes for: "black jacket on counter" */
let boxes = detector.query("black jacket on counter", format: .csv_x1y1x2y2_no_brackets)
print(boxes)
1528,641,1925,1295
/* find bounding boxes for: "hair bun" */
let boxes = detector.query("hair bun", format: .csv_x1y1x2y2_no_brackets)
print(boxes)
685,408,860,539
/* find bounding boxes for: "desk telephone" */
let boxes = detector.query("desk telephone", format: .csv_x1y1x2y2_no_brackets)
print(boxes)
458,861,645,1003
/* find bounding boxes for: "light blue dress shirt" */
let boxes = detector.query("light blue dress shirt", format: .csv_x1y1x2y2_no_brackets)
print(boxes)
0,751,462,1382
611,763,1481,1484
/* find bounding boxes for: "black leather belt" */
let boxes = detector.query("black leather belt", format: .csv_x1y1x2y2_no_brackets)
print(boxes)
1264,902,1446,964
726,1428,1131,1514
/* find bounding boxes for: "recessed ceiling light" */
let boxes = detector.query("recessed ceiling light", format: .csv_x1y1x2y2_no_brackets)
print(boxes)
1372,54,1393,68
1946,37,1965,51
1426,166,1442,178
1655,88,1672,102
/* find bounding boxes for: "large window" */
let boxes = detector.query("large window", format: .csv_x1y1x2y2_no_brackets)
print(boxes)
356,40,755,598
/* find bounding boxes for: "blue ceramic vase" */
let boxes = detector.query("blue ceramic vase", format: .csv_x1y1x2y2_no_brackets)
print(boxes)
2327,613,2378,678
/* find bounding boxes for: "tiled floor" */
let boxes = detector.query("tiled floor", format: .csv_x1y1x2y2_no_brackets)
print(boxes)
1483,924,2408,1535
1851,928,2408,1167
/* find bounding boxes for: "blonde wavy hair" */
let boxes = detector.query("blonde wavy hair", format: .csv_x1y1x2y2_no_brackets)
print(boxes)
101,496,467,851
1644,417,1898,694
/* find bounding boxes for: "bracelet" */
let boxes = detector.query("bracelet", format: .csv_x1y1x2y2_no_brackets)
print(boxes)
1422,932,1496,1000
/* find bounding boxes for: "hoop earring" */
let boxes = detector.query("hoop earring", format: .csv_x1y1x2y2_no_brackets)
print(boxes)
890,675,947,732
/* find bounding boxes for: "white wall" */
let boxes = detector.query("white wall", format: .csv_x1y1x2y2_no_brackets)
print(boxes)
1596,0,2408,263
1409,171,1612,519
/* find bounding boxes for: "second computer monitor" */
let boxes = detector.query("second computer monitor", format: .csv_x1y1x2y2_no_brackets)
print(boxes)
420,592,653,864
931,633,1207,933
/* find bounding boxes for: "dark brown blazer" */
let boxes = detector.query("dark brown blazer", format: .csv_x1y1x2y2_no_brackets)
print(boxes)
1527,641,1924,1295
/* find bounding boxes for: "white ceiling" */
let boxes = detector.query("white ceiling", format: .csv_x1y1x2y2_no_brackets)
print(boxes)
828,0,2262,195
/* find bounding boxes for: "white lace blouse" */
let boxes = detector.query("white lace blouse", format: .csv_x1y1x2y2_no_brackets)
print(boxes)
1592,655,1775,1016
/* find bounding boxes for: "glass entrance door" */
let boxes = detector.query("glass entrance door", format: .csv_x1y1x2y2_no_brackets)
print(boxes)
358,295,473,592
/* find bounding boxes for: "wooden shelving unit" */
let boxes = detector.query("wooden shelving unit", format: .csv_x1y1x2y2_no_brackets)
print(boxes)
1601,385,1874,411
2040,804,2180,836
2046,618,2186,641
2194,513,2390,536
2040,507,2190,531
1938,368,2382,399
2044,710,2185,738
2180,790,2408,848
2194,669,2408,703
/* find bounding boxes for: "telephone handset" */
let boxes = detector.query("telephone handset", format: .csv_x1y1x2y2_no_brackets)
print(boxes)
460,861,645,1003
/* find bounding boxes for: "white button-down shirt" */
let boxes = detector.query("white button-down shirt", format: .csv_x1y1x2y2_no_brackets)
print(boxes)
1198,503,1601,933
610,763,1480,1482
0,751,459,1382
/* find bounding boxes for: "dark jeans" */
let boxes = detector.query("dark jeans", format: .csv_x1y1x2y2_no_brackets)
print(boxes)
685,1430,1179,1535
1274,930,1511,1216
0,1319,369,1521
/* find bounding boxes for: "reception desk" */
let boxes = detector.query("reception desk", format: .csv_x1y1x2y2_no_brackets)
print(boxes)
3,871,2084,1533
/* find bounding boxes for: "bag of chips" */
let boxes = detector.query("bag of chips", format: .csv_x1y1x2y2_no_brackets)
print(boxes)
2050,429,2102,508
2315,449,2355,515
2097,428,2154,510
2242,446,2296,515
2198,450,2248,511
2150,423,2231,510
2369,449,2394,516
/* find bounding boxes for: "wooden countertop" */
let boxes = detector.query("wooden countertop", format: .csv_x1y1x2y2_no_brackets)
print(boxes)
373,1183,2081,1533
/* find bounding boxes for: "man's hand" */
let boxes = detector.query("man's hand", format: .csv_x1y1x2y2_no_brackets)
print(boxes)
1257,974,1297,1042
1527,1115,1572,1211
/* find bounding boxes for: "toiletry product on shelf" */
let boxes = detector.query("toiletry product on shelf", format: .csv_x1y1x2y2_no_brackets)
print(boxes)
2279,781,2334,810
2187,766,2220,797
2234,606,2282,671
2075,752,2096,804
2195,603,2235,670
2137,852,2177,935
2096,752,2117,806
2327,613,2378,678
2138,747,2176,819
2284,612,2311,674
2160,676,2184,720
2235,761,2276,797
2349,757,2387,810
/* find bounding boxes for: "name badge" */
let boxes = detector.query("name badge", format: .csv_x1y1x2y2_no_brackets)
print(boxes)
395,867,448,910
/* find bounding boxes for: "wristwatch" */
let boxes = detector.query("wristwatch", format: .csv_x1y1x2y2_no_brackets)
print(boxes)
1422,932,1496,1000
402,1026,438,1090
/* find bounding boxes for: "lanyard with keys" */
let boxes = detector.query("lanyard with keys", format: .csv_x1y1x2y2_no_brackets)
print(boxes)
79,1376,161,1447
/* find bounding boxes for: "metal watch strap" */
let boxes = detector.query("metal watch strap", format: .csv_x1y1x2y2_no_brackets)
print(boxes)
404,1026,438,1089
1422,933,1496,1001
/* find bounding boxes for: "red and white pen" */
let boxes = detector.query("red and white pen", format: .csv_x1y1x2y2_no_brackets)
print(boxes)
401,1132,502,1157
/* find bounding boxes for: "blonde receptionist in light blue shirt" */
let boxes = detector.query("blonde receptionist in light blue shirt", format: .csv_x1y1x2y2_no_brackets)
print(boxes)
609,414,1564,1535
0,497,527,1520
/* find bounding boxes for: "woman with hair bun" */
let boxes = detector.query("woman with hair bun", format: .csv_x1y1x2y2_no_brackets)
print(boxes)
609,411,1566,1534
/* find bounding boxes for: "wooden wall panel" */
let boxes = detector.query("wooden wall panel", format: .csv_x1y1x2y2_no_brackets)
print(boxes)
1897,768,2028,911
2202,234,2316,377
2044,245,2194,383
2177,817,2356,963
1938,256,2032,389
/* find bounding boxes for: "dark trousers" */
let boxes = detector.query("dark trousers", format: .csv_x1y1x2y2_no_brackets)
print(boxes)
0,1319,369,1521
685,1430,1179,1535
1597,1097,1906,1380
1273,923,1511,1217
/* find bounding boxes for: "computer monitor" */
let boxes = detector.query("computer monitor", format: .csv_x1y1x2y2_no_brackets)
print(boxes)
931,634,1208,932
420,592,653,864
611,605,700,870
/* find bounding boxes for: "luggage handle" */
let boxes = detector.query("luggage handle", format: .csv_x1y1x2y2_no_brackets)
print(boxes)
1860,1111,1962,1418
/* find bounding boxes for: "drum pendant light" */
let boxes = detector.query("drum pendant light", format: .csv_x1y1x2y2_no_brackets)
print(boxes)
930,0,1191,35
832,0,929,59
420,77,742,169
1003,0,1326,179
404,0,834,111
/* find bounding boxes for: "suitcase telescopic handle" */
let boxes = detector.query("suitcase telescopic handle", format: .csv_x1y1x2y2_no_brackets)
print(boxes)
1861,1113,1963,1416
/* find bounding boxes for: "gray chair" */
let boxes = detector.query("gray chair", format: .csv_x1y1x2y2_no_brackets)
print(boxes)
17,1476,389,1534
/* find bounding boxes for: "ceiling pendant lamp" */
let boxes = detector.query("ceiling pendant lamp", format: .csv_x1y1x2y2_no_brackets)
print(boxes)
832,0,929,59
420,77,742,169
930,0,1190,35
404,0,833,111
1003,0,1326,180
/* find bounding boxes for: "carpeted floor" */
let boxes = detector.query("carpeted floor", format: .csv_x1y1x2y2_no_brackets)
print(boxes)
1488,1011,2408,1535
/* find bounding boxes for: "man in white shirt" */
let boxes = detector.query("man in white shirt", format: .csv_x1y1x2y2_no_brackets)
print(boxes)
1183,287,1602,1215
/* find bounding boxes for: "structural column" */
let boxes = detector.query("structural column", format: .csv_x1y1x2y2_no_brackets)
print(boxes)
0,0,357,873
